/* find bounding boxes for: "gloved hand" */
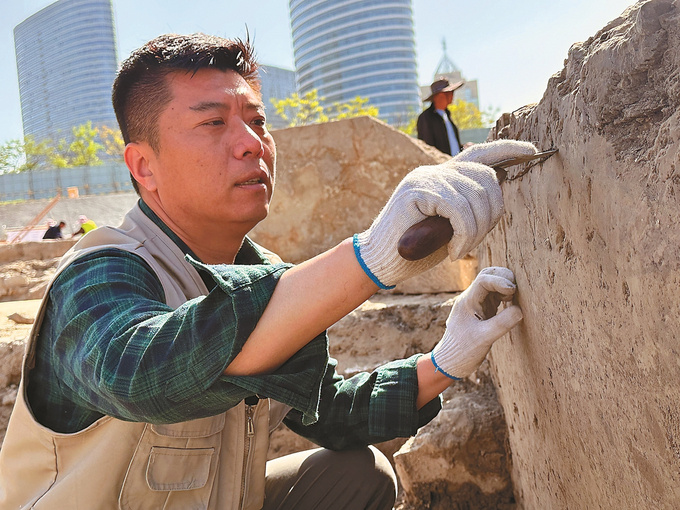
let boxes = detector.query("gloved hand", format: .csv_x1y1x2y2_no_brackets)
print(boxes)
453,139,537,166
353,140,536,289
430,267,523,379
352,161,500,288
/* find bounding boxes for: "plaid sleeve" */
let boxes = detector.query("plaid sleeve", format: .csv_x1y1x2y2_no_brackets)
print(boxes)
32,248,299,431
282,355,442,450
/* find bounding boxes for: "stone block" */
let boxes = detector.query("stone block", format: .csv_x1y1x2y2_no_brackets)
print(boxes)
0,239,76,264
251,117,449,265
327,293,454,374
394,377,514,510
0,259,59,303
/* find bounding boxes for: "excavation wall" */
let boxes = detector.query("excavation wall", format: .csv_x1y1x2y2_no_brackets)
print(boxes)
480,1,680,508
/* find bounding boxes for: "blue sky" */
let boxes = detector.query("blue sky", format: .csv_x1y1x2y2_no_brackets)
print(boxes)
1,0,636,143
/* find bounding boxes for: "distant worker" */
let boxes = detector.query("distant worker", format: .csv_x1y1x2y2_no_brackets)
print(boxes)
73,215,97,237
417,77,465,156
42,221,66,240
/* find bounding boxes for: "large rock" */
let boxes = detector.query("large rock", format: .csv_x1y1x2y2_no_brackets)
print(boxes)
327,293,454,374
480,1,680,508
394,369,514,510
0,259,60,302
251,117,477,293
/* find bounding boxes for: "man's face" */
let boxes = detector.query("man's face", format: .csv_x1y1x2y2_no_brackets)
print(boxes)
144,68,276,233
432,90,454,110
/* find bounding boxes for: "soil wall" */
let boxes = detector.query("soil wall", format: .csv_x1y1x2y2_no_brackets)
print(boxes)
480,1,680,508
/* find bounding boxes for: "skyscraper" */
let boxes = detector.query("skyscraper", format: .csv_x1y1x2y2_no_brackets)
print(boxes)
14,0,119,143
259,64,297,130
289,0,420,127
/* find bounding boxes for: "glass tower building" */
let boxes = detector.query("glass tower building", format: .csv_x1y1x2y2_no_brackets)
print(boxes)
289,0,420,127
259,65,297,130
14,0,119,142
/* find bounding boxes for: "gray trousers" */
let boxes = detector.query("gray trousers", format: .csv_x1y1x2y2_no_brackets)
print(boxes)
263,446,397,510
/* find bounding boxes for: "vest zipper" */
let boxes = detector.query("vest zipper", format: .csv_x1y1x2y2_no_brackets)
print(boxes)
239,400,257,510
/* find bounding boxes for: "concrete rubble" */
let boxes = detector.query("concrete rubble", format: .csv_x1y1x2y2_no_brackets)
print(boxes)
0,240,76,302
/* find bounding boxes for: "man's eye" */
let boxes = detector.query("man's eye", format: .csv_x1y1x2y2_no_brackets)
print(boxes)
252,117,266,127
203,119,224,126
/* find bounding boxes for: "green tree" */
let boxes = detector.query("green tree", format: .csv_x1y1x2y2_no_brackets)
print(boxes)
0,121,121,174
51,121,104,167
448,100,500,129
0,136,54,174
397,115,418,137
448,99,483,129
0,139,27,174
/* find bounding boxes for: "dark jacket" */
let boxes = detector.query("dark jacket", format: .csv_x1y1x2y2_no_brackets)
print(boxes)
42,224,64,239
416,104,463,155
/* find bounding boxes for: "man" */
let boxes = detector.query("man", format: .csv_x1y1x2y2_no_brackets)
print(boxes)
42,220,66,240
72,214,97,236
0,33,535,509
417,77,465,155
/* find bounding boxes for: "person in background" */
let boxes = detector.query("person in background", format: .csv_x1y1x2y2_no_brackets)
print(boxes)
72,215,97,236
42,220,66,240
417,77,465,156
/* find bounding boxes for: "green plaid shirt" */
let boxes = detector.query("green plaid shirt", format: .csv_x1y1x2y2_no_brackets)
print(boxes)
28,200,440,450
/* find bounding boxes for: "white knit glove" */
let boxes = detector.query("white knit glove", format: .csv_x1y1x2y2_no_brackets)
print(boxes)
354,140,538,289
453,139,537,166
353,161,501,288
431,267,523,379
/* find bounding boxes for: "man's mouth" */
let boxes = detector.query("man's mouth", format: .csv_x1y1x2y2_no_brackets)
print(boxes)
239,178,263,185
237,164,272,189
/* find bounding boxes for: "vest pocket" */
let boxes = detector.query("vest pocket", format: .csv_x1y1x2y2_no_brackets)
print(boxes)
119,415,225,510
146,447,213,491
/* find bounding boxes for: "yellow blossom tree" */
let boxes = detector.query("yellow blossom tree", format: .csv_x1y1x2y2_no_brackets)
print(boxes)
271,89,379,128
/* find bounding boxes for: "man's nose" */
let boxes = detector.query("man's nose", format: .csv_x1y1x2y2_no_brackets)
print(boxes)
233,122,264,159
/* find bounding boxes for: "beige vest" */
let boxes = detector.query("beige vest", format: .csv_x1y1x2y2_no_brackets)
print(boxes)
0,204,291,510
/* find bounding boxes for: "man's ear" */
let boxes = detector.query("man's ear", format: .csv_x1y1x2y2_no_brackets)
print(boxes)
124,142,158,192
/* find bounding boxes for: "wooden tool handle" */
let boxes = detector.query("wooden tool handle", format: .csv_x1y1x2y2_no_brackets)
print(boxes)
397,216,453,261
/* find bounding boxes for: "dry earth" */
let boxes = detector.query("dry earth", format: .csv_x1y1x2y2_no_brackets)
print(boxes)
0,299,39,343
0,299,40,445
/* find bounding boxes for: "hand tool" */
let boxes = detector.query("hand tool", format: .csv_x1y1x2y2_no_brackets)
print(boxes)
397,149,558,261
